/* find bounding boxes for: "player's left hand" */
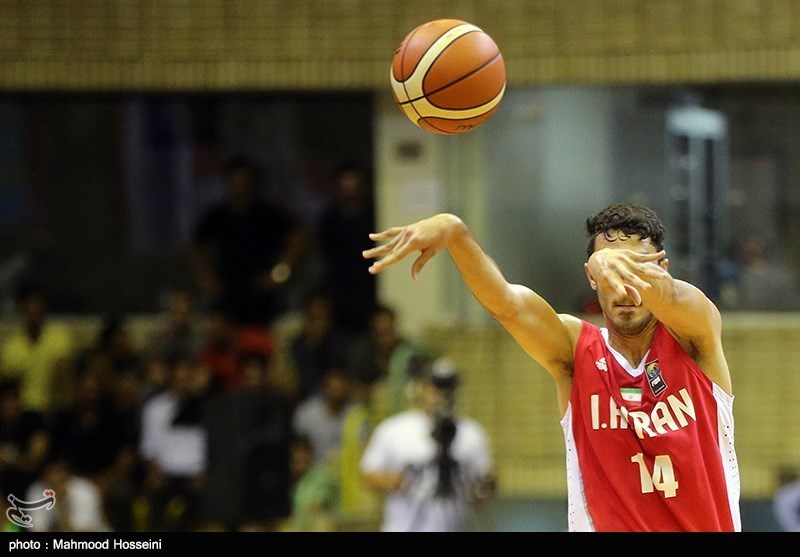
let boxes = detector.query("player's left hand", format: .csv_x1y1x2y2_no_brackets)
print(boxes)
587,248,668,305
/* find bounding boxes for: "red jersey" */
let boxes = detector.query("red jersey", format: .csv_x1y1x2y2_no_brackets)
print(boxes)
563,320,740,532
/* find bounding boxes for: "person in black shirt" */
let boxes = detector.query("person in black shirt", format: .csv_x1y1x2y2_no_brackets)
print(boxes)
0,378,51,501
189,157,307,327
317,161,377,336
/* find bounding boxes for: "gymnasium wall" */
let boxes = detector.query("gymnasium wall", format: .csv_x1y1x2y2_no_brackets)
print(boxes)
3,1,800,91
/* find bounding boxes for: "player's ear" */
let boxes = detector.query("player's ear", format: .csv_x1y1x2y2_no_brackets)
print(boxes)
584,262,598,290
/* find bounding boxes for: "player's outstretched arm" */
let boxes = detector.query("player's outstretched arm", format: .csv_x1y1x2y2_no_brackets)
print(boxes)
363,213,575,383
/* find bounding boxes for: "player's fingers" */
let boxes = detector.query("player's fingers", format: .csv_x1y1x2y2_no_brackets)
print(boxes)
363,227,407,259
630,250,666,262
621,270,652,291
367,234,415,274
363,243,395,259
369,227,405,242
411,248,438,280
625,284,643,306
639,263,669,280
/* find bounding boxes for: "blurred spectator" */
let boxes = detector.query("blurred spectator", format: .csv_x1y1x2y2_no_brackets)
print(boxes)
289,290,352,401
148,286,204,362
138,354,170,405
71,313,145,398
0,378,51,502
348,304,432,419
317,161,377,337
203,344,295,532
0,280,74,418
360,358,496,532
292,364,353,467
25,454,112,532
773,468,800,532
95,313,145,378
188,156,309,328
286,434,339,532
48,366,140,532
337,376,383,525
0,489,22,532
198,307,286,396
103,369,145,532
734,235,800,310
137,349,211,532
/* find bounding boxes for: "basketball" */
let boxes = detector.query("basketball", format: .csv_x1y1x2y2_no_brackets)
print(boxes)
390,19,506,135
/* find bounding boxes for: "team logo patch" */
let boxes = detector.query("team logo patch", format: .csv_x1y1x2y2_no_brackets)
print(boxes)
645,359,667,396
595,357,607,372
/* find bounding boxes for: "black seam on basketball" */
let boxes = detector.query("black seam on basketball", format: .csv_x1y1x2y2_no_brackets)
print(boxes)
407,50,502,108
399,23,473,110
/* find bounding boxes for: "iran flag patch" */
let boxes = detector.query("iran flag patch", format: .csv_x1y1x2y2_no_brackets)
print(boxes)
620,387,642,403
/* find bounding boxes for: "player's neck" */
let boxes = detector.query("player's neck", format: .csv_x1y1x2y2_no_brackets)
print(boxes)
604,320,658,368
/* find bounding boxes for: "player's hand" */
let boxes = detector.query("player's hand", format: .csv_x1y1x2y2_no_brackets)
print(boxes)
587,248,668,305
363,213,460,280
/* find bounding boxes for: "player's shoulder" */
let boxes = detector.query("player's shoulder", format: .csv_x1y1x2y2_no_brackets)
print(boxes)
558,312,592,344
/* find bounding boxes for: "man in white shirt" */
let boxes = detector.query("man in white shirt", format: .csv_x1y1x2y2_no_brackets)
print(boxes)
25,456,111,532
138,350,209,531
360,358,496,532
292,364,353,466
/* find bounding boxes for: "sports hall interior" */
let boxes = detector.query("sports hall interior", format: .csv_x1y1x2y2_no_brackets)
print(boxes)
1,1,799,532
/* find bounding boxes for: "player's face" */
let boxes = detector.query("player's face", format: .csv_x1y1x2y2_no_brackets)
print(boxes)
590,231,664,336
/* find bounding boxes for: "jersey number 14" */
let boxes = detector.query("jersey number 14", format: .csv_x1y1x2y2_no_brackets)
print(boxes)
631,453,678,498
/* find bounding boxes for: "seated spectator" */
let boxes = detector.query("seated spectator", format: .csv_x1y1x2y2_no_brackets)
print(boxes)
49,365,141,533
0,378,51,502
25,454,112,532
292,364,353,467
289,291,353,402
137,349,211,532
103,369,145,532
94,312,145,380
337,376,383,526
285,435,339,532
0,279,74,419
0,489,22,532
139,354,170,405
198,306,277,394
773,467,800,532
148,286,204,362
347,304,432,419
202,345,295,532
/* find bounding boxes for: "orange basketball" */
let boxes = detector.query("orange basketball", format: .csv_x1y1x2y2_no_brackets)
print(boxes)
391,19,506,135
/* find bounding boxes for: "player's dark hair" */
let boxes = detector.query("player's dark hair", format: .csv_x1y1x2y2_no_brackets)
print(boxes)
585,204,665,259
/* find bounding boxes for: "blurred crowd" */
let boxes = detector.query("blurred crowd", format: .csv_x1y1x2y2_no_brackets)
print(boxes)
0,157,439,533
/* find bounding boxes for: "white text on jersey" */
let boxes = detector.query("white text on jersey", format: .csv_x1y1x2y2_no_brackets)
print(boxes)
590,388,696,439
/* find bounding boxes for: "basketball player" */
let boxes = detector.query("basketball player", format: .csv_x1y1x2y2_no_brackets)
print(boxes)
362,204,741,532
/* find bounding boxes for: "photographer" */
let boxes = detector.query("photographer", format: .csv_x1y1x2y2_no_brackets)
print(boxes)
359,357,496,532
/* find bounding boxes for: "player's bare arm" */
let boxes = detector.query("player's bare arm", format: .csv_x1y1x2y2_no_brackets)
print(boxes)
587,247,732,394
364,213,575,388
